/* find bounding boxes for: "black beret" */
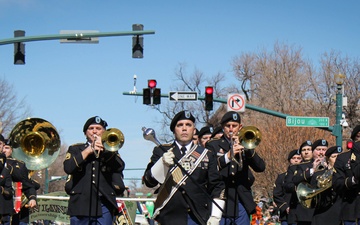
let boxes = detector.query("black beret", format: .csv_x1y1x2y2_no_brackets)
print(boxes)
194,128,199,135
351,125,360,141
83,116,108,133
298,140,312,154
325,146,342,157
220,111,241,124
0,134,4,142
312,139,328,150
4,139,11,146
170,111,195,132
198,126,213,138
211,126,223,138
287,149,300,161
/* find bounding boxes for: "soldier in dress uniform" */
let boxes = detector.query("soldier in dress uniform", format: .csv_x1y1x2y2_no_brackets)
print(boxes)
198,126,213,148
0,134,14,224
283,141,314,225
205,111,266,225
193,128,200,145
1,138,39,225
143,110,225,225
332,125,360,225
310,146,342,225
210,127,223,140
63,116,126,225
273,149,301,225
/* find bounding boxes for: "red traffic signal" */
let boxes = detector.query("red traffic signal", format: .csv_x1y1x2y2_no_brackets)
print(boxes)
148,79,157,89
205,86,213,95
205,86,213,111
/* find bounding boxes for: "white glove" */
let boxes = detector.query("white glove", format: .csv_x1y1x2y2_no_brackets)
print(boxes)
207,199,225,225
162,150,175,166
207,216,220,225
151,150,175,183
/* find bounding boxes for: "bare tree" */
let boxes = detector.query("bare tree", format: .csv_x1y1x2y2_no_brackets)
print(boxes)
140,42,360,200
0,77,31,135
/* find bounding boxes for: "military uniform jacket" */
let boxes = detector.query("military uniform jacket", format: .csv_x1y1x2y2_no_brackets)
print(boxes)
273,172,296,224
332,150,360,221
0,154,13,215
143,142,225,225
6,158,37,202
310,169,341,225
283,161,314,222
205,136,265,216
63,143,126,217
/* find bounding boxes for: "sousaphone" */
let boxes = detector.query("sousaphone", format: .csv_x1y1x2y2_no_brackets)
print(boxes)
9,118,61,170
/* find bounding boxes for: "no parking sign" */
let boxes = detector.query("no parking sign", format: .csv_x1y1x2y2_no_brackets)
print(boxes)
227,94,245,112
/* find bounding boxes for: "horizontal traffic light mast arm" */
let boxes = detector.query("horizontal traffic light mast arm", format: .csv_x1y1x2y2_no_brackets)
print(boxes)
0,30,155,45
123,91,334,132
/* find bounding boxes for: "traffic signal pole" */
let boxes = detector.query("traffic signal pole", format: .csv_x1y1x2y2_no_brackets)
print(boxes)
123,91,336,135
0,30,155,45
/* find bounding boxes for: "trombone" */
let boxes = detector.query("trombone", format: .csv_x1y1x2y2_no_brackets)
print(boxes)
93,128,125,158
229,126,262,169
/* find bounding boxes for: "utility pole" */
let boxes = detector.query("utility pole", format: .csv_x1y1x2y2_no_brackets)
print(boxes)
334,74,346,146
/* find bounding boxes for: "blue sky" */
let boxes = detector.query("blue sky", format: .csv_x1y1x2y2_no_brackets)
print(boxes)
0,0,359,185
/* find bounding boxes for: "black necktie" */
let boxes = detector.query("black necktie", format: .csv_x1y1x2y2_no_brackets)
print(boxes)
181,146,187,155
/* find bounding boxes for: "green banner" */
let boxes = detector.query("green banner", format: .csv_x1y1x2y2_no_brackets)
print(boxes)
30,198,69,223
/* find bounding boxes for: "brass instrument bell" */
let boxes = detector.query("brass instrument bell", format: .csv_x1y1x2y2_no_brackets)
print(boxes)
9,118,61,171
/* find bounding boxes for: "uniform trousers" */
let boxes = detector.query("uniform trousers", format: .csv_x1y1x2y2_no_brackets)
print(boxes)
344,220,360,225
220,202,249,225
70,204,113,225
187,213,203,225
3,215,28,225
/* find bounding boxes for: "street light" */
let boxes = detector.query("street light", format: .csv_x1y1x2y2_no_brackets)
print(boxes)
333,73,345,146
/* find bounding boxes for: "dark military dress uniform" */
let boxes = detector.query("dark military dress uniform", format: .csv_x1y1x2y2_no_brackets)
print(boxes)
0,153,14,223
205,135,266,218
6,157,39,225
284,160,315,225
310,168,341,225
273,172,296,224
63,143,125,218
143,143,225,225
332,143,360,223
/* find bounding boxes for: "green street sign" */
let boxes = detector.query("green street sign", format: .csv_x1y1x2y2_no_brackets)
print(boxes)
286,116,330,127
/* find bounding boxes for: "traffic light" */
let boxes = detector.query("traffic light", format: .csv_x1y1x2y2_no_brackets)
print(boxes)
132,24,144,58
143,79,161,105
205,86,213,111
153,88,161,105
143,88,151,105
14,30,25,65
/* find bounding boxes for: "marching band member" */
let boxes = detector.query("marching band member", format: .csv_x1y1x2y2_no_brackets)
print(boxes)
333,125,360,225
63,116,126,225
1,138,39,225
283,140,315,225
143,110,225,225
273,149,301,225
206,111,265,225
198,126,213,148
310,146,342,225
0,134,13,225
